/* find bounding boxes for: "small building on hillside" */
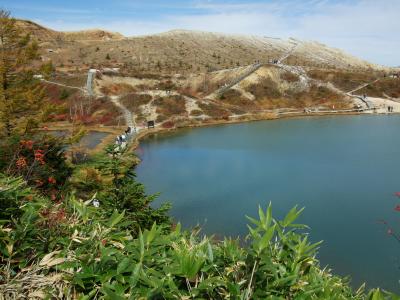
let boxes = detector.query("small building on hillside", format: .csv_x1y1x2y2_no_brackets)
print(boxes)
102,67,120,75
147,120,155,129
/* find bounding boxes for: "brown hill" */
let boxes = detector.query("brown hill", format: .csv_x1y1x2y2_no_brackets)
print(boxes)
17,20,389,73
23,19,398,130
16,19,124,43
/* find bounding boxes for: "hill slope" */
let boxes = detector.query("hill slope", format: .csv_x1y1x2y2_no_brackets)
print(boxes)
16,19,124,43
24,19,399,130
18,20,386,73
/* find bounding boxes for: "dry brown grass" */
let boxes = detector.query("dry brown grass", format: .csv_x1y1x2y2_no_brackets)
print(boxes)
280,71,299,83
100,83,136,95
190,109,203,116
120,94,153,113
307,69,378,91
42,83,79,104
154,79,176,91
154,95,187,120
0,265,71,300
90,96,123,125
358,77,400,98
288,85,349,109
248,77,282,99
198,102,231,119
52,74,87,87
219,89,257,109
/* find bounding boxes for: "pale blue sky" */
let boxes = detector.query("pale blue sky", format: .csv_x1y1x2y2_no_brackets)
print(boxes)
2,0,399,66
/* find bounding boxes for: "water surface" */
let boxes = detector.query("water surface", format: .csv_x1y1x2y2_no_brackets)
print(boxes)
136,115,400,291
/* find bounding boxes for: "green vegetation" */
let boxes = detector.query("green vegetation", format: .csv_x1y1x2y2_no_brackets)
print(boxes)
0,150,396,298
60,88,70,100
0,10,398,299
0,10,46,137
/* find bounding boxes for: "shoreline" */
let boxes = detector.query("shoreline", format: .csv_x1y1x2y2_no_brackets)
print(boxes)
44,109,400,155
129,110,399,152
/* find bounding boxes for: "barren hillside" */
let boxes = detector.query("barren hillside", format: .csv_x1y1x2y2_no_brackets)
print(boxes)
22,19,399,131
16,20,124,45
18,20,388,73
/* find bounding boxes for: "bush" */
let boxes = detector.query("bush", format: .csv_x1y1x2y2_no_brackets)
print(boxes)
162,120,175,128
1,190,391,298
248,78,282,99
0,146,170,286
0,134,72,197
120,94,152,114
190,109,203,116
0,175,31,223
154,95,186,118
59,88,70,100
0,146,396,298
281,71,299,82
198,102,231,119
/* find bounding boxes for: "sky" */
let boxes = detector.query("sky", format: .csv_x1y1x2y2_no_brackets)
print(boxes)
2,0,399,66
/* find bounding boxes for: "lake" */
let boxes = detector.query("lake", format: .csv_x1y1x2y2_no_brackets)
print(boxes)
136,115,400,292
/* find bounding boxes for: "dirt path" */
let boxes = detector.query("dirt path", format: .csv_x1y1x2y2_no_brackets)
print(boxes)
41,79,86,92
109,96,135,128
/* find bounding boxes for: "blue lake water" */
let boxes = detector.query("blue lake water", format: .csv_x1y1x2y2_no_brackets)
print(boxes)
136,115,400,292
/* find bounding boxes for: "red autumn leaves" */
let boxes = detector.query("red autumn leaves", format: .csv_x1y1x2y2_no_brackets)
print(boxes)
34,149,45,165
14,138,63,198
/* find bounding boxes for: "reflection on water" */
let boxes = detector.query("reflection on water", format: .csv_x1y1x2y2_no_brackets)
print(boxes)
136,115,400,292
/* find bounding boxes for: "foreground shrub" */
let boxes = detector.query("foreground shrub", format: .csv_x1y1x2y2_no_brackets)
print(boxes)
1,180,395,299
0,134,72,198
0,146,397,299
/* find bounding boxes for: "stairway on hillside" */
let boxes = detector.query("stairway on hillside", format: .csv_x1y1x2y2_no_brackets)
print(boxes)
213,63,262,97
347,79,380,95
86,69,97,96
278,43,299,64
352,95,372,108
